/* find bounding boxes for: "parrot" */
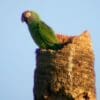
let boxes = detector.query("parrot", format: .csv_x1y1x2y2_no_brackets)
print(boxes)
21,10,63,50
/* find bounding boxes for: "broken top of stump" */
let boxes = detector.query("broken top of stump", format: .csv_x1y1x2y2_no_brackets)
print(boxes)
34,31,96,100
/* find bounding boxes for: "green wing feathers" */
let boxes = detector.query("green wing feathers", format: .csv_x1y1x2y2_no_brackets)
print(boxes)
38,21,60,46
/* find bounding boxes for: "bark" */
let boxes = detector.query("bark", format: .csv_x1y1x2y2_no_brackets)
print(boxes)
33,31,96,100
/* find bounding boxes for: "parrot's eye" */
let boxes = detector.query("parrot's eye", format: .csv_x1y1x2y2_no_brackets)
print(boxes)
25,12,32,18
21,11,32,22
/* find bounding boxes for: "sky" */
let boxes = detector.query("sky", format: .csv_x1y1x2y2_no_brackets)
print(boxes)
0,0,100,100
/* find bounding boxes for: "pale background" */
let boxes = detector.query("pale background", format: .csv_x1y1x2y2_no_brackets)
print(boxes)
0,0,99,100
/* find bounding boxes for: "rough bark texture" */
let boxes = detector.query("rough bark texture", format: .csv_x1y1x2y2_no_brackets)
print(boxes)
33,31,96,100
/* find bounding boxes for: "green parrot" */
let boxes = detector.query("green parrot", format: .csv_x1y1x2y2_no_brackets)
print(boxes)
21,10,62,50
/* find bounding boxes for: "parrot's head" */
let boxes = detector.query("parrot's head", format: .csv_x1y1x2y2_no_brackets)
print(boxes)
21,10,40,24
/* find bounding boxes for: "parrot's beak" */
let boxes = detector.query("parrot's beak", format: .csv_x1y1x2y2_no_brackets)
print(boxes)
21,13,26,22
21,12,28,23
21,11,31,23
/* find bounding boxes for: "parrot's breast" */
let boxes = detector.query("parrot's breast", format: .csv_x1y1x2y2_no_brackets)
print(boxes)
28,25,48,48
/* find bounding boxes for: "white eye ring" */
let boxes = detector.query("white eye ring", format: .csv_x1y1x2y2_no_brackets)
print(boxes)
25,12,31,18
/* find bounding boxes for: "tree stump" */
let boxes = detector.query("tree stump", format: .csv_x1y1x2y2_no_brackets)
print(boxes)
33,31,96,100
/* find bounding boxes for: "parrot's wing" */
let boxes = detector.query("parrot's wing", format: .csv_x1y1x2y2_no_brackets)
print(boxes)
38,21,59,45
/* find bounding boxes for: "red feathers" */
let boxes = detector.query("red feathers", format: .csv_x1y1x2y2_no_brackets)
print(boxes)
56,34,74,44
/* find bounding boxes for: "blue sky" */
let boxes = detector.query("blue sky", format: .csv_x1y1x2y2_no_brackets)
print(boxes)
0,0,100,100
